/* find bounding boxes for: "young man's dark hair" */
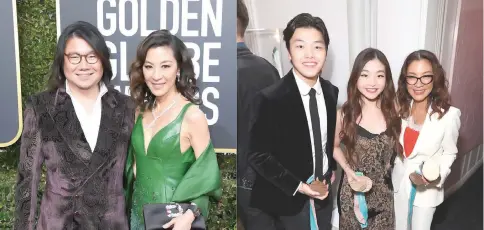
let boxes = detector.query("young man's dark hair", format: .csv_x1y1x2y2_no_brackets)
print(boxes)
237,0,249,38
283,13,330,51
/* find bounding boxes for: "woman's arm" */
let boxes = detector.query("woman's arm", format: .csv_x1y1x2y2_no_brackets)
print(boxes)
185,106,211,159
167,105,220,228
333,109,356,178
172,105,221,215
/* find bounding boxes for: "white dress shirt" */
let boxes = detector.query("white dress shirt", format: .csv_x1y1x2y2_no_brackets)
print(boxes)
292,69,329,195
66,81,108,152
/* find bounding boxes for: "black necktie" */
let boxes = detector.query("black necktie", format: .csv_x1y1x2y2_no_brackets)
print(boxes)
309,88,324,179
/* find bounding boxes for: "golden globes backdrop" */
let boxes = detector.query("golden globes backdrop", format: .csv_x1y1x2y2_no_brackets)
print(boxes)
56,0,236,152
0,0,22,147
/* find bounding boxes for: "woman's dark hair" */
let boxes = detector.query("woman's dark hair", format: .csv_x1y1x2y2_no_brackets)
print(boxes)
47,21,112,90
283,13,330,51
341,48,402,166
397,50,450,120
129,30,200,110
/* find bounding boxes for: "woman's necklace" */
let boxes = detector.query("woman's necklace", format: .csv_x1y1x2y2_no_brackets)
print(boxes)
147,97,178,129
409,104,425,131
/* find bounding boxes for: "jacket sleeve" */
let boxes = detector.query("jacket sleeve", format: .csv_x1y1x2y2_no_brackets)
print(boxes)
124,101,138,218
14,96,44,230
247,92,301,196
436,108,461,187
123,143,135,216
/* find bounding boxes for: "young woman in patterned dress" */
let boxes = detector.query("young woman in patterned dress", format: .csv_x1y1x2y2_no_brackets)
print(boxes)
334,48,402,229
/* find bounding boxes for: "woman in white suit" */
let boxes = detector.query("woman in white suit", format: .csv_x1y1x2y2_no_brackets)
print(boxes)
392,50,461,230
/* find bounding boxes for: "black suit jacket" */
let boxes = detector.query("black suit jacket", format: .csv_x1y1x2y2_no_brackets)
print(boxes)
237,44,280,186
248,70,339,215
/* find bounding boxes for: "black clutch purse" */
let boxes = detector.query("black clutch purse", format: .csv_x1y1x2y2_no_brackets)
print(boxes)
143,202,206,230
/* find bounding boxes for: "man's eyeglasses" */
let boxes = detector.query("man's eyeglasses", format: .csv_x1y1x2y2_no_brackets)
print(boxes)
64,53,99,65
405,75,434,85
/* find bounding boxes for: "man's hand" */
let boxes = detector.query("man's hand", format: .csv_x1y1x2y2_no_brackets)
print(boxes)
310,179,330,200
298,181,329,200
298,183,319,197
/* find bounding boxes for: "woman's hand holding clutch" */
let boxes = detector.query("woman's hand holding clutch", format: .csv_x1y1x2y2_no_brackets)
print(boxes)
162,209,196,230
409,172,429,187
421,160,441,186
410,160,442,188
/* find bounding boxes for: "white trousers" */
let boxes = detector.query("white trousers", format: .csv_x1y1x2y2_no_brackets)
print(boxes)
394,189,436,230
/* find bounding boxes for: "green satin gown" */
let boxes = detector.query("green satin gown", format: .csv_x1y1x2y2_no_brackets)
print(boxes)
124,103,222,229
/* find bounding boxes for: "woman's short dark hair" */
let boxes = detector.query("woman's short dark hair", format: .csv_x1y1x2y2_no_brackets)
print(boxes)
47,21,112,90
129,29,200,110
283,13,330,51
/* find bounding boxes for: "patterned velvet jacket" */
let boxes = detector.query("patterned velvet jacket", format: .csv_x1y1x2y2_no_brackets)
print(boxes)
14,86,135,230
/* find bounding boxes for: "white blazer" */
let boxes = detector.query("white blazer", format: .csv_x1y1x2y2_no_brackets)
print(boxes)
392,103,461,208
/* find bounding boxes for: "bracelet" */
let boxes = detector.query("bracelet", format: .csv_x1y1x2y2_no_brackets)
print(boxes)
186,203,201,218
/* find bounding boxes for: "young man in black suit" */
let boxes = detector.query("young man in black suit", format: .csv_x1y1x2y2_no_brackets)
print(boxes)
236,0,280,228
247,13,339,230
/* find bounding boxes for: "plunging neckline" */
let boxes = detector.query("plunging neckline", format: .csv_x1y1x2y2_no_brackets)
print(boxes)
139,103,191,155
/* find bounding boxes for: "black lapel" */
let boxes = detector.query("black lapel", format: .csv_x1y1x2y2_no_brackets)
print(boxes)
88,88,125,171
320,78,337,167
46,87,92,166
282,71,312,150
320,78,337,125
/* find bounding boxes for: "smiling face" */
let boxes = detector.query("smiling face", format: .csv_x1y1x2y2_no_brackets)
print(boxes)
143,46,179,98
406,59,434,103
288,27,327,82
356,59,387,101
63,36,103,91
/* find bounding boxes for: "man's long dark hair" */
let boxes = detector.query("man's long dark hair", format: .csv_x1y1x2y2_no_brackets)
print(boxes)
47,21,112,90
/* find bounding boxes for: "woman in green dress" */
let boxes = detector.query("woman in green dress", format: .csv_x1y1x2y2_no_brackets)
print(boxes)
124,29,222,230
